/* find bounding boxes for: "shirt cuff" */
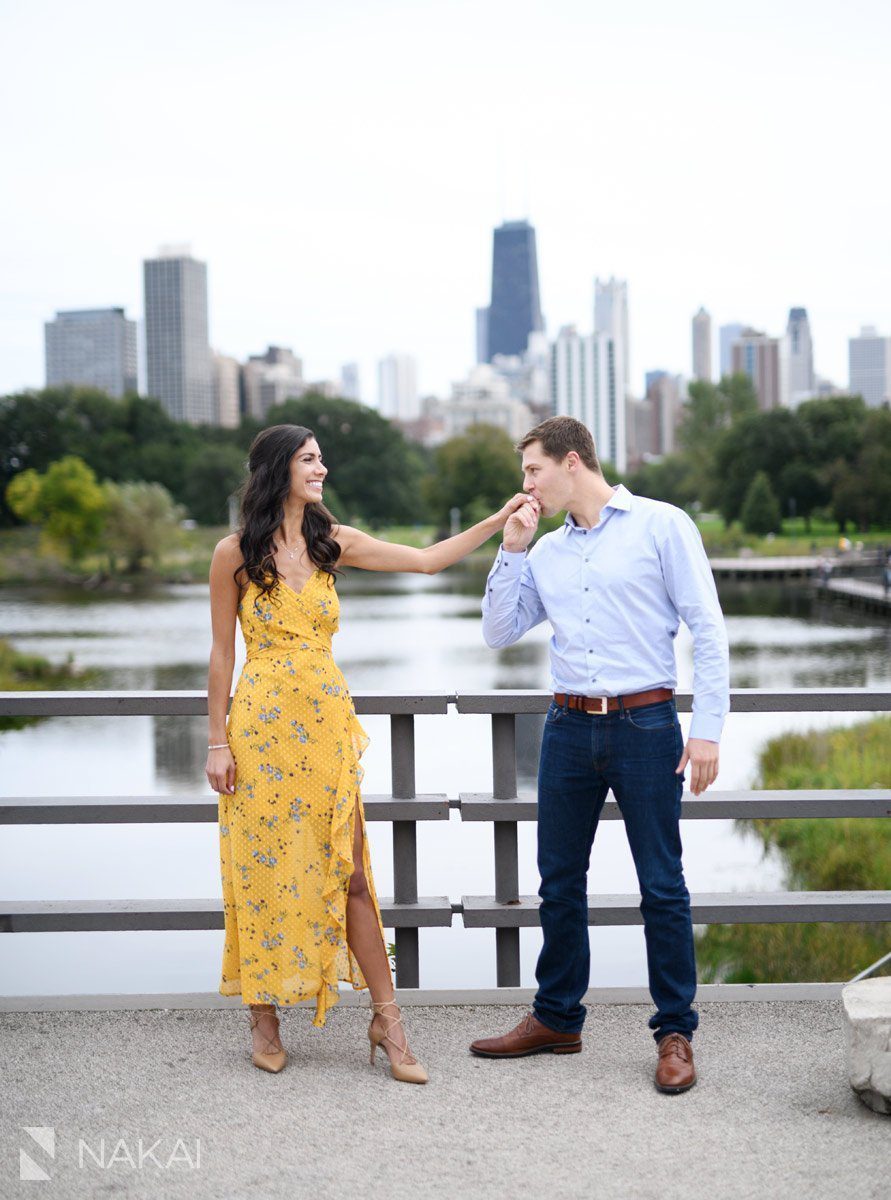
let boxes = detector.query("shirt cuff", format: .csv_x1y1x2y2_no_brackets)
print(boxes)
689,712,724,742
497,548,527,572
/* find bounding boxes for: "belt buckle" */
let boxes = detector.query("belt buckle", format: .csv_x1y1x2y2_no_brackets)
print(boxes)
587,695,608,715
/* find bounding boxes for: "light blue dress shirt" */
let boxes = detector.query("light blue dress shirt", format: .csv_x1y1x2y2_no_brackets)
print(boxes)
481,484,730,742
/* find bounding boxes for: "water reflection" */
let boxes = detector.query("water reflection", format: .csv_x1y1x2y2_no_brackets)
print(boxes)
1,566,889,996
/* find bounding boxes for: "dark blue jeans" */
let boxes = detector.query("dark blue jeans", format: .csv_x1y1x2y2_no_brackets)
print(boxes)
532,696,698,1042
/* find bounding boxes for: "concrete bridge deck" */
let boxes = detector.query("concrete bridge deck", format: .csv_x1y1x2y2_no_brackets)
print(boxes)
3,999,887,1200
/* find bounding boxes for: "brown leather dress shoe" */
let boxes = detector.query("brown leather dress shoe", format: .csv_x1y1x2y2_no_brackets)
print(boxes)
655,1032,696,1093
470,1012,582,1058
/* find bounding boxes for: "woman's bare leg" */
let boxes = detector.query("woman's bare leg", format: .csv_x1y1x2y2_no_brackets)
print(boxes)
345,799,410,1058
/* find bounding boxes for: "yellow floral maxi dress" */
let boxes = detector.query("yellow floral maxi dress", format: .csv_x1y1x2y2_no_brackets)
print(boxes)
218,568,386,1026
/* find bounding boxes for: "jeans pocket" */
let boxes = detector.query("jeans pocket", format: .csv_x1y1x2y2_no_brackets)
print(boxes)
625,700,676,731
544,701,565,725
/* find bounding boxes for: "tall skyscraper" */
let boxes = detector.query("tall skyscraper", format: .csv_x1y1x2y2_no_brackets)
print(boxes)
44,307,137,398
550,326,626,471
143,248,213,424
786,307,815,403
475,306,490,364
242,346,304,419
691,307,712,383
645,370,687,456
731,328,789,410
212,352,241,428
848,326,891,408
485,220,544,361
719,323,745,377
377,354,419,420
594,278,630,395
340,362,360,402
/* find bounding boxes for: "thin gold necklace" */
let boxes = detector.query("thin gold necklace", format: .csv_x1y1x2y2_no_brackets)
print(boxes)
278,536,303,561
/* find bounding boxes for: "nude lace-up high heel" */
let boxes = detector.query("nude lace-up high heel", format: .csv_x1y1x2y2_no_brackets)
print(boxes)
368,999,428,1084
249,1004,288,1074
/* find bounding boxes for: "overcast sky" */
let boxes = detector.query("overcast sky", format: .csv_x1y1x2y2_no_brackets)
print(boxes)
2,0,889,404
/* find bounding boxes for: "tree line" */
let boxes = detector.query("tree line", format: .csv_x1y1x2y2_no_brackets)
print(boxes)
0,387,528,561
2,379,889,569
626,377,891,534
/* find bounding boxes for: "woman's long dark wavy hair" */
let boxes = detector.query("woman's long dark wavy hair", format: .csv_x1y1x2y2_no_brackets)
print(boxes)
234,424,340,601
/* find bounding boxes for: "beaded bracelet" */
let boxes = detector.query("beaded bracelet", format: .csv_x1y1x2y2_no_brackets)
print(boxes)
208,743,229,750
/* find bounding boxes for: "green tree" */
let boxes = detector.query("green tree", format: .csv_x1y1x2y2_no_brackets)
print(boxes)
777,459,823,529
5,455,107,562
1,387,88,521
678,373,759,454
265,394,428,526
179,442,248,526
4,468,43,521
830,407,891,531
424,424,520,527
712,409,805,526
740,470,781,535
677,380,726,454
103,481,185,572
720,373,760,424
795,394,866,470
624,454,700,510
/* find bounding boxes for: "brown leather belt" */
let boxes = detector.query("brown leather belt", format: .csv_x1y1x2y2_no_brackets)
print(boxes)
553,687,674,715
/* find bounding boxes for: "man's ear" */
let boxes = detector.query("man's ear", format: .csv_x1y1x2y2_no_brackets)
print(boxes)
565,451,580,472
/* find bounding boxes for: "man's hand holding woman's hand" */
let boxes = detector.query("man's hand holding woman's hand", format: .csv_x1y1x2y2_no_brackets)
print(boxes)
502,494,540,552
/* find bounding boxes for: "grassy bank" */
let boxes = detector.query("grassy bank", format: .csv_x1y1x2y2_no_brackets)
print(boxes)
0,524,228,587
0,637,99,730
0,523,489,588
2,513,890,591
696,516,891,557
696,717,891,983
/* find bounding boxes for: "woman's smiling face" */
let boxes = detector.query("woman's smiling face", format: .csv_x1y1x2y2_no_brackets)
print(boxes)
290,437,327,503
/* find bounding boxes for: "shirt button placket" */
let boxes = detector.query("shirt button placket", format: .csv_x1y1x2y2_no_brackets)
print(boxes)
583,548,595,684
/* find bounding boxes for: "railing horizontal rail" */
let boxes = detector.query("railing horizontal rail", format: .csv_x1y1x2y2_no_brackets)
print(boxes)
0,690,453,716
0,795,451,824
2,688,891,717
0,897,454,933
459,790,891,820
3,790,889,825
4,891,889,933
454,689,891,714
460,892,891,926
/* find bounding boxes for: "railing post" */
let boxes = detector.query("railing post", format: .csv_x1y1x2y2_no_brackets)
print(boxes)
390,713,419,988
492,712,521,986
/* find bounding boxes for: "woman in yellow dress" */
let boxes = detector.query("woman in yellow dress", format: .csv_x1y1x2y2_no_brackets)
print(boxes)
205,423,526,1082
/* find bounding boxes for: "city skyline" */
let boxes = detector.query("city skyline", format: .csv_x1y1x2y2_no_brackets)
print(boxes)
2,2,889,402
31,233,876,413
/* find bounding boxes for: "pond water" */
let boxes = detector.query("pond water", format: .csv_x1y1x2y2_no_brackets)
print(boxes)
1,564,889,999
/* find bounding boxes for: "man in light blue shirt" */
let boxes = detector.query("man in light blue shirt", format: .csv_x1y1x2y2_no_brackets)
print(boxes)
470,416,729,1094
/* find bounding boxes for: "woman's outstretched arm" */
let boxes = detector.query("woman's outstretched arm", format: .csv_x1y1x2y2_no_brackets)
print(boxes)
335,493,535,574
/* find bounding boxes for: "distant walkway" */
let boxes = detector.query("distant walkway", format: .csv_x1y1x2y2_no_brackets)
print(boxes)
821,576,891,616
710,553,877,580
2,1000,886,1199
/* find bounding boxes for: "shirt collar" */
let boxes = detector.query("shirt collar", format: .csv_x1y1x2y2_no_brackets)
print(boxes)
563,484,633,533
